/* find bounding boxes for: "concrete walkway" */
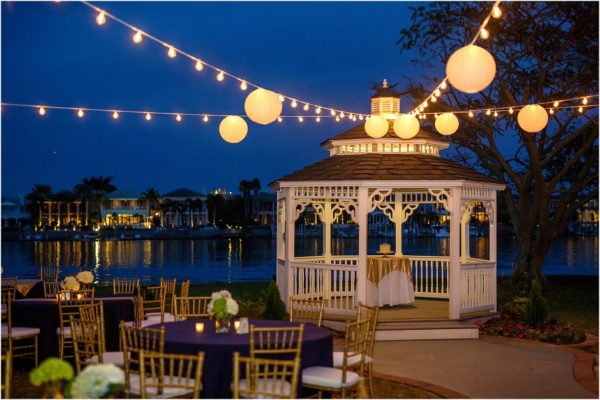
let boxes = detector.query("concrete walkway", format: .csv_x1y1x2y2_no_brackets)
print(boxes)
373,337,596,398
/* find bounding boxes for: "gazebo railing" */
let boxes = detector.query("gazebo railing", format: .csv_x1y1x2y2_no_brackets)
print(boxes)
409,256,450,298
460,261,496,313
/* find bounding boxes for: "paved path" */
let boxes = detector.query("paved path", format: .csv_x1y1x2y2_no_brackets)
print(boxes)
373,337,595,398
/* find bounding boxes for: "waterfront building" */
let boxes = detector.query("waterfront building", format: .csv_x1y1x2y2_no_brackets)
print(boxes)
100,189,150,228
251,192,276,225
160,188,208,227
39,190,85,228
1,196,29,227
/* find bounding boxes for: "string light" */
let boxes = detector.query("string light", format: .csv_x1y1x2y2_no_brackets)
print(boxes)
112,111,119,119
240,81,248,91
167,46,177,58
553,101,559,108
578,106,584,113
330,110,336,116
95,11,106,26
291,100,298,108
176,114,182,122
430,96,437,103
335,116,340,122
434,89,441,97
468,110,474,118
278,95,285,102
508,107,514,114
303,103,309,111
315,107,321,114
203,115,209,122
216,71,225,81
582,97,588,105
195,60,204,71
77,109,84,118
492,5,502,19
486,109,492,116
38,106,46,116
277,116,282,123
440,81,448,90
340,112,345,119
298,116,303,122
145,112,152,121
549,108,554,115
316,116,320,122
133,31,143,44
480,27,490,40
359,115,364,121
493,111,499,117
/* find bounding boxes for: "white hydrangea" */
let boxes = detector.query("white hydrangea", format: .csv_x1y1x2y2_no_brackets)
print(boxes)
226,298,239,316
76,271,94,284
219,290,232,299
211,291,221,300
70,364,124,399
61,276,80,292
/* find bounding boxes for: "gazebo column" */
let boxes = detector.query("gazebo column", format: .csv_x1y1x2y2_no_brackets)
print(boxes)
284,190,295,307
356,187,369,306
460,204,472,263
323,200,332,263
489,198,498,312
449,188,462,320
394,196,403,256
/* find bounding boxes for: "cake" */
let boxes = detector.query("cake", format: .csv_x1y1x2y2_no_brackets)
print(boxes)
378,243,392,254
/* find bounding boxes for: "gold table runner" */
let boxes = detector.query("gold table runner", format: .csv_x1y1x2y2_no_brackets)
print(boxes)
367,256,412,285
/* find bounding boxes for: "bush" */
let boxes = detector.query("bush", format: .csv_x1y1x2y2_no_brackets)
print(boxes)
262,281,287,320
501,297,528,321
525,280,549,328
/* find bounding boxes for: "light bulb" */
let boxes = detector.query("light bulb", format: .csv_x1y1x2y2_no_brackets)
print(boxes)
422,114,427,120
582,97,588,105
298,116,303,122
278,95,285,102
431,96,437,103
359,115,364,121
486,109,491,116
176,114,182,122
195,60,204,71
145,112,152,121
96,11,106,26
553,101,559,108
217,71,225,81
316,116,320,122
494,111,499,117
315,107,321,114
549,108,554,115
434,113,439,119
508,107,514,114
423,101,428,108
468,110,474,117
419,106,424,112
335,116,340,122
434,89,441,97
112,111,119,119
350,114,354,120
578,106,583,113
277,116,283,123
440,81,447,90
167,47,177,58
480,27,489,40
133,31,143,44
340,112,345,118
240,81,247,91
203,115,209,122
330,110,336,116
492,5,502,19
303,103,309,111
77,109,84,118
38,106,46,116
291,100,298,108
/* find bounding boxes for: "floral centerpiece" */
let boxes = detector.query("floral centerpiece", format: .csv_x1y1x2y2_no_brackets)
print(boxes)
61,276,81,292
208,290,239,333
29,357,74,398
75,271,94,289
70,364,124,399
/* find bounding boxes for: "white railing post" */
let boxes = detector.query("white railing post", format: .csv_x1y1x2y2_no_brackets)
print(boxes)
449,188,462,320
489,196,498,312
285,191,295,309
356,187,369,306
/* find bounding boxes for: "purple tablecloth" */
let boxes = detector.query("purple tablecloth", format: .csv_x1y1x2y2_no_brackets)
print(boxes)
11,294,135,360
148,318,333,398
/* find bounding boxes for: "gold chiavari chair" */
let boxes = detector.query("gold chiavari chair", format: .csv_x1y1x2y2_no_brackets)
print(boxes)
40,265,59,282
113,278,140,295
135,285,173,326
180,280,191,298
232,352,300,399
1,288,39,366
160,278,177,315
43,280,61,298
70,316,102,373
120,323,165,397
249,325,304,359
302,318,370,398
139,351,205,399
56,289,95,359
289,297,325,327
78,303,124,366
2,277,18,289
173,296,211,320
1,351,11,399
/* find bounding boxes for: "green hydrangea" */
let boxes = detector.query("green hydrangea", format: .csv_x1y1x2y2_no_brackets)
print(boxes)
29,358,74,386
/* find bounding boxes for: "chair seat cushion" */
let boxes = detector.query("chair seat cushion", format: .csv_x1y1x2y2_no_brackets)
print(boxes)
56,326,72,337
86,351,125,366
145,313,176,323
302,366,361,389
235,378,292,398
1,325,40,338
332,351,363,368
128,373,197,398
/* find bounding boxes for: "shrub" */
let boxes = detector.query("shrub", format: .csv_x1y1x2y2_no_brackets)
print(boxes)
501,297,528,321
525,280,549,328
262,281,287,320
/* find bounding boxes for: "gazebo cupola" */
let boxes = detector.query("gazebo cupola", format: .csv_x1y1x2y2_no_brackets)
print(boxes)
370,79,400,119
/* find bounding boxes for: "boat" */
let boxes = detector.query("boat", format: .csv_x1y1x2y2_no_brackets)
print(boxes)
431,224,450,238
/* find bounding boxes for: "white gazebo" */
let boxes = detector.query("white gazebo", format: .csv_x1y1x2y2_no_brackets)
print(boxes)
270,83,505,339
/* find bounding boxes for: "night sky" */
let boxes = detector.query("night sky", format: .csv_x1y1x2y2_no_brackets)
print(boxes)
2,1,432,198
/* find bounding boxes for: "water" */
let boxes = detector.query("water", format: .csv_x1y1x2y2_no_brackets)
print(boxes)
1,236,597,284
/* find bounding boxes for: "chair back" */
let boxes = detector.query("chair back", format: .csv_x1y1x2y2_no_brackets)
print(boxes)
137,285,167,325
341,318,370,380
1,288,14,350
2,277,18,288
43,281,61,298
249,325,304,359
112,278,140,295
40,265,59,282
139,351,204,398
232,352,300,399
119,323,165,395
1,351,11,399
289,297,325,327
180,280,191,298
173,296,211,320
56,290,95,337
160,278,177,314
79,302,106,352
357,303,379,358
70,316,103,373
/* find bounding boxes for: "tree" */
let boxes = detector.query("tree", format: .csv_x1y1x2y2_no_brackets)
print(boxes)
239,179,253,222
25,184,53,227
74,176,117,226
397,2,598,283
140,188,161,226
207,193,224,226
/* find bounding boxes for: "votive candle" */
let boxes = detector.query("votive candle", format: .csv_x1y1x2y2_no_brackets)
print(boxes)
234,320,241,331
76,293,83,300
195,322,204,333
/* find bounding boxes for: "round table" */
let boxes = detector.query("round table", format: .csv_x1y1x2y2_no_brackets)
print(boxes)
148,319,333,398
11,294,135,360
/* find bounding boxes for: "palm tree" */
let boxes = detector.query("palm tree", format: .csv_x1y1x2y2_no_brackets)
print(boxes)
239,180,253,223
73,176,117,226
25,184,53,227
139,188,161,226
207,194,224,226
159,199,178,228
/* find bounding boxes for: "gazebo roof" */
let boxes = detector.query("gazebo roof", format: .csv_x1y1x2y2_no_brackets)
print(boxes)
271,153,502,185
320,123,447,148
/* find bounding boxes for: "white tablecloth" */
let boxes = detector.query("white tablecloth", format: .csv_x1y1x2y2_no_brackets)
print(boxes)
366,257,415,307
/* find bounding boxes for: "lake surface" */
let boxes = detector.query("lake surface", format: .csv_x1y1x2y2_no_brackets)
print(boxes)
1,236,597,284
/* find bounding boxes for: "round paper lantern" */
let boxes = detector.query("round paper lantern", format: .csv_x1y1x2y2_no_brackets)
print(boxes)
434,113,459,136
244,88,282,125
446,45,496,93
364,115,389,138
393,114,420,139
219,116,248,144
517,104,548,133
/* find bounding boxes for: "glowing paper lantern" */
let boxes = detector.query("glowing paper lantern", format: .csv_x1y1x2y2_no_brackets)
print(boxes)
364,116,389,138
219,116,248,144
517,105,548,133
393,114,420,139
446,45,496,93
434,113,459,136
244,89,282,125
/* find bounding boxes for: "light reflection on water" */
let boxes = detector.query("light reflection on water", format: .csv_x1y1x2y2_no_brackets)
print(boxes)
1,235,597,284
